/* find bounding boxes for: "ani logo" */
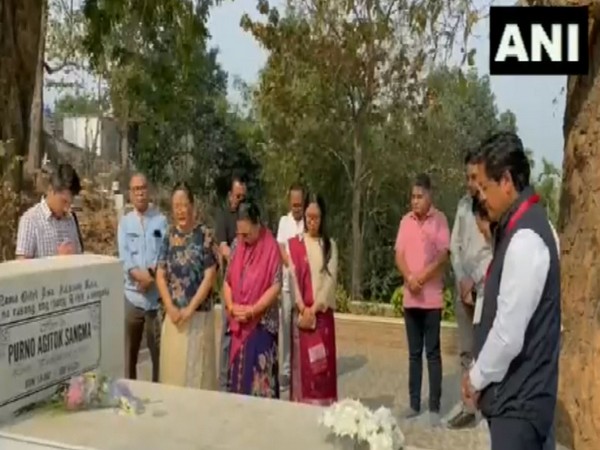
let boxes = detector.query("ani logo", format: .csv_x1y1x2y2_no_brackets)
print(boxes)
489,6,589,76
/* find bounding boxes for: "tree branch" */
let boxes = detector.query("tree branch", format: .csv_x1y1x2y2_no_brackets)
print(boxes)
44,60,83,74
326,146,353,186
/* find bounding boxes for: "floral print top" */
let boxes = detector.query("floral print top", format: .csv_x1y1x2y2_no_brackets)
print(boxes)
227,240,281,335
158,225,217,311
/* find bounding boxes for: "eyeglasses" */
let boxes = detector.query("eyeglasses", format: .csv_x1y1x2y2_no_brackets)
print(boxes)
131,185,147,193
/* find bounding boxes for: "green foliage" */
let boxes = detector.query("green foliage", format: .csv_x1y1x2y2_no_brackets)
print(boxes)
248,50,522,302
335,285,352,314
242,0,488,299
391,287,456,322
73,0,261,201
54,94,103,117
55,0,562,322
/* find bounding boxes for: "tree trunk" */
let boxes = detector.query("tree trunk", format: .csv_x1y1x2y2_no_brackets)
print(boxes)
0,0,44,189
26,0,48,175
120,120,129,170
555,16,600,450
351,127,363,300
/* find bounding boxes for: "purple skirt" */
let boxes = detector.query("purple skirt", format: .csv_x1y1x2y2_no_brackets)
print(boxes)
229,324,280,398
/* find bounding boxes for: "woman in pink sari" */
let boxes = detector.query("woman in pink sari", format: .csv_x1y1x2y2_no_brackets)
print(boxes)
288,193,338,405
223,201,282,398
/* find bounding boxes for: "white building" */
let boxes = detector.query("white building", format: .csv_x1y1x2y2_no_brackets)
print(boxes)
62,116,119,161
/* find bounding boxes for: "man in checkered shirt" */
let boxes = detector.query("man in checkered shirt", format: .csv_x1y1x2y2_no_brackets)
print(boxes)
16,164,83,259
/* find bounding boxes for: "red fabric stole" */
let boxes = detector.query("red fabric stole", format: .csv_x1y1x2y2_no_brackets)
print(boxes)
227,227,281,364
485,194,541,281
288,236,337,403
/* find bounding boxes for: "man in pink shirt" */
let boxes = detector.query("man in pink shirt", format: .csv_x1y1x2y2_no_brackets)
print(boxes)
395,174,450,426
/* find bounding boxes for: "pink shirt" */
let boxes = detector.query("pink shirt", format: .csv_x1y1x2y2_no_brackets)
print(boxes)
395,207,450,309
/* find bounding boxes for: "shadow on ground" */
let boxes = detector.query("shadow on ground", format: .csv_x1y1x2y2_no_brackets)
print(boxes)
359,395,395,410
421,370,461,417
337,355,368,377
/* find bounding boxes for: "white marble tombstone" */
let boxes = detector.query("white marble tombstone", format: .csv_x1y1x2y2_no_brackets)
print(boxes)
0,381,431,450
0,255,124,423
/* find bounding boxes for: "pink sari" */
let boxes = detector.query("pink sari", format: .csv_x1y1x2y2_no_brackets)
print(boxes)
288,236,337,405
226,227,281,365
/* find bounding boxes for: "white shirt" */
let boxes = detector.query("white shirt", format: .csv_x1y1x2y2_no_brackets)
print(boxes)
470,228,558,391
276,212,304,292
450,195,492,284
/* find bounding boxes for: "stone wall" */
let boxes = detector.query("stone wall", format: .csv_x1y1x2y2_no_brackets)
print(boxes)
211,306,459,355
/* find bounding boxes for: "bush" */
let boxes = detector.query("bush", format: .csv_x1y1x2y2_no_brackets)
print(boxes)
77,182,118,256
390,286,456,322
335,285,351,313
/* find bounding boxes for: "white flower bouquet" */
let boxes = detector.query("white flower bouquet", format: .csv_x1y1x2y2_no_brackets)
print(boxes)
319,399,405,450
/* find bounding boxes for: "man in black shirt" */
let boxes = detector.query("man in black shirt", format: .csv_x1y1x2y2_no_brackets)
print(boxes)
215,175,247,391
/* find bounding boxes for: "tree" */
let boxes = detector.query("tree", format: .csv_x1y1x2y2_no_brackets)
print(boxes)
80,0,214,170
27,0,49,174
521,1,600,448
54,94,103,117
243,0,485,300
0,0,44,189
77,0,261,202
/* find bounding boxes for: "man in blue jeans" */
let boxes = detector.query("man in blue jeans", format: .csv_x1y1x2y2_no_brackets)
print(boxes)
215,175,247,391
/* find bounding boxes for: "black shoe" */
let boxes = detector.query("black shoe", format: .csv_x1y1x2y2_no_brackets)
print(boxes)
446,410,476,429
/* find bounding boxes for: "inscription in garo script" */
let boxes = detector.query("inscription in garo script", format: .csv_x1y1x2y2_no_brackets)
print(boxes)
0,278,109,325
0,278,107,407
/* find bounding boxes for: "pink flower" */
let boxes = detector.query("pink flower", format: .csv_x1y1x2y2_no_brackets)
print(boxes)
65,377,85,410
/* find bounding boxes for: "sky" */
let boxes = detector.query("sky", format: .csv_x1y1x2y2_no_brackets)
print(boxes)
206,0,567,169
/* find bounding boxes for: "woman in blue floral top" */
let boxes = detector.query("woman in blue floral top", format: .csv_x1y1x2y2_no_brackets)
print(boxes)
156,182,218,389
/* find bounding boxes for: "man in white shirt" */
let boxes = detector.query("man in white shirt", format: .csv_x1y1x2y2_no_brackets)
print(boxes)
462,132,560,450
276,183,306,390
447,150,493,429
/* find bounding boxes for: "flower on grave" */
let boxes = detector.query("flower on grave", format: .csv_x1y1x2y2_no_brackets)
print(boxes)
58,370,144,415
318,399,405,450
65,376,86,410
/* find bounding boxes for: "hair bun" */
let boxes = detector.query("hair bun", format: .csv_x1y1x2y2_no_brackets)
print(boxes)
237,201,261,224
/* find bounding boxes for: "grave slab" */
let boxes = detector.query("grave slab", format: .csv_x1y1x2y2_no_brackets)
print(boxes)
0,381,429,450
0,255,124,423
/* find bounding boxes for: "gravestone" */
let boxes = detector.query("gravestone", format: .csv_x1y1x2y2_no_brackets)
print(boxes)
0,255,124,423
0,381,431,450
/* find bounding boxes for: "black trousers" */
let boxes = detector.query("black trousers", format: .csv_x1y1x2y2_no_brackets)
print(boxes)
489,417,546,450
404,307,442,412
125,301,160,382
